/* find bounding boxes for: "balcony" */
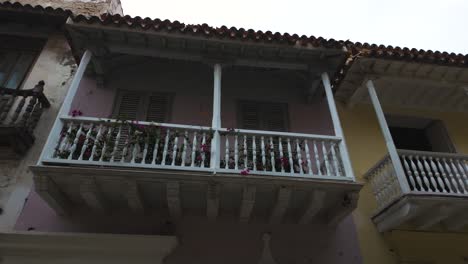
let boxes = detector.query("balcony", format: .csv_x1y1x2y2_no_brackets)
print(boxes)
31,18,361,225
0,81,50,159
367,149,468,232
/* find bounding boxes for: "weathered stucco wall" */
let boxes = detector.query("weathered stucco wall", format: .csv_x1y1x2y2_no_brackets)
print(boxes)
1,0,123,16
339,103,468,264
0,34,76,230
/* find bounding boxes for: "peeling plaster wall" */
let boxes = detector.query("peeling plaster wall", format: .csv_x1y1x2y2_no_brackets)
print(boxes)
1,0,123,16
0,34,76,231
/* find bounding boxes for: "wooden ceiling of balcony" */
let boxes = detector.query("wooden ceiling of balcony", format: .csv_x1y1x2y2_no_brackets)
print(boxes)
336,58,468,112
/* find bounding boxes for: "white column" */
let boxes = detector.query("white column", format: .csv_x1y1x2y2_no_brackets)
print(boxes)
210,64,222,170
366,79,410,193
321,72,355,180
38,50,93,163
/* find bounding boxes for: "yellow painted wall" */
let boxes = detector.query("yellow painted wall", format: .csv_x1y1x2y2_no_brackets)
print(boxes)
338,102,468,264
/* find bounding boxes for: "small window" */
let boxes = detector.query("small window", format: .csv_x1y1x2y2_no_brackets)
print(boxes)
0,36,43,90
238,101,289,131
113,90,173,122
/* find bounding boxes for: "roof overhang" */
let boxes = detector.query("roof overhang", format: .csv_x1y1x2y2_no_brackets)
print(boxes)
65,17,348,77
335,56,468,112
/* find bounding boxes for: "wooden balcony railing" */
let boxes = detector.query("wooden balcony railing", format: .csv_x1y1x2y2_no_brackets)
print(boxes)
367,149,468,210
0,81,50,157
40,116,353,181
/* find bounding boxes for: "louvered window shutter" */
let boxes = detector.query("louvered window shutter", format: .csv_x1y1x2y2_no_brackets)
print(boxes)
114,91,144,120
146,93,172,123
262,103,288,132
239,102,261,130
239,101,288,131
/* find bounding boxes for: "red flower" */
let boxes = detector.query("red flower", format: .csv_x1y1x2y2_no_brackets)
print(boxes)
240,168,250,175
280,157,289,166
201,144,210,153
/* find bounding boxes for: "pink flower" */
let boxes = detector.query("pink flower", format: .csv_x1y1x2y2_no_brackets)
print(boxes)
71,109,82,117
240,168,250,175
280,157,289,166
227,128,236,132
201,144,210,152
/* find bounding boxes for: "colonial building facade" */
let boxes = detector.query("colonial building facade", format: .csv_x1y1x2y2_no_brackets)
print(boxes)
0,1,467,263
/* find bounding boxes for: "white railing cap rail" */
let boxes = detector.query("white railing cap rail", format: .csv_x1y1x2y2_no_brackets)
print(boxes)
218,127,342,141
60,116,212,131
397,149,468,160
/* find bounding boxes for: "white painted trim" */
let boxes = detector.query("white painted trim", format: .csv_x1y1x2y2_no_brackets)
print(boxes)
321,72,355,180
218,127,342,141
366,80,410,194
37,50,92,164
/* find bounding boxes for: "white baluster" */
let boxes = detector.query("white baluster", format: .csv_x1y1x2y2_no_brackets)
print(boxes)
110,124,122,162
91,124,103,161
78,123,94,160
421,156,437,192
428,156,446,193
162,129,170,165
68,123,84,160
181,131,188,167
449,158,466,193
58,122,74,155
131,133,140,164
304,139,312,176
171,133,179,166
142,134,149,164
243,135,248,169
100,126,114,162
415,155,431,191
279,137,284,173
401,155,416,190
261,136,266,171
296,139,303,174
330,141,340,177
200,132,206,168
152,137,160,165
190,132,197,167
435,158,456,193
455,158,468,191
287,138,293,173
442,158,461,193
234,135,239,170
270,137,275,172
408,156,423,191
120,125,131,163
252,135,257,171
225,134,230,169
321,140,331,176
313,140,321,176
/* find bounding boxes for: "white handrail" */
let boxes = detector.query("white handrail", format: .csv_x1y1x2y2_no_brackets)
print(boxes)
218,128,341,141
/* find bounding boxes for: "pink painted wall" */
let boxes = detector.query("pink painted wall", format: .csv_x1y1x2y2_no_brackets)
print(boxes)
68,60,333,134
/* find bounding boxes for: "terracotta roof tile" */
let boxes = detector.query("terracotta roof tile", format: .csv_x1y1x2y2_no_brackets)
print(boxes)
70,13,345,50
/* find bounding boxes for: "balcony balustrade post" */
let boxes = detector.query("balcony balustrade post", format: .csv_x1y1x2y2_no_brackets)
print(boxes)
210,63,222,171
38,50,93,163
321,72,355,180
366,79,410,194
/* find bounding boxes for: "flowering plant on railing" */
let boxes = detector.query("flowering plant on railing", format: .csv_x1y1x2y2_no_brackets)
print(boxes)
218,134,318,175
53,118,215,168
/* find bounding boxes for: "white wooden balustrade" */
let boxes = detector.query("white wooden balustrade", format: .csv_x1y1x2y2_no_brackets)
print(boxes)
367,149,468,208
43,116,214,172
40,116,352,180
218,128,351,180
